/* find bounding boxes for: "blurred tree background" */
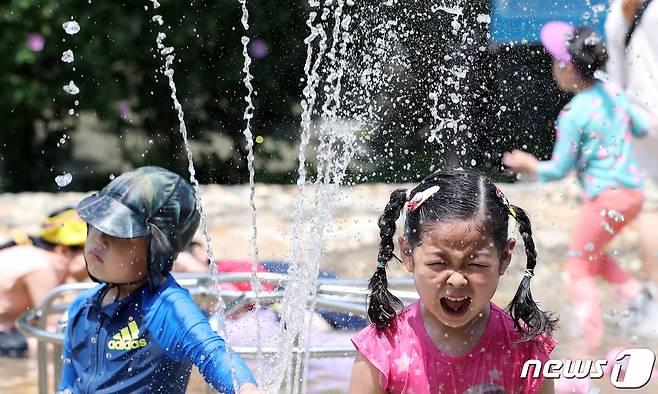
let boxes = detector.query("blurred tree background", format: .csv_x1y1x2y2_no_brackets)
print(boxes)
0,0,568,192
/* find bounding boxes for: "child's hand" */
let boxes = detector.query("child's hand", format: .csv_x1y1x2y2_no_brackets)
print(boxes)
238,383,266,394
502,150,539,175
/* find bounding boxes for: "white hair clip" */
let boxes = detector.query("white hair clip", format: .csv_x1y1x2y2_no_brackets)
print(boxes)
407,185,441,212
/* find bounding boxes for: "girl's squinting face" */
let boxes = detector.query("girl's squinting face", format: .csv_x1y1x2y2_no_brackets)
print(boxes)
85,226,149,284
401,220,515,329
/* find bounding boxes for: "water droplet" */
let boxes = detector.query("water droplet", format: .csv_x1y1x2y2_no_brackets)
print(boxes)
61,50,74,63
470,159,476,166
63,357,72,365
68,109,74,115
109,174,115,180
90,337,96,344
63,81,80,95
152,15,164,26
584,33,600,46
630,335,638,344
477,14,491,24
55,173,73,187
607,210,624,222
199,355,205,362
128,316,133,321
585,243,595,252
106,352,112,359
62,21,81,35
592,4,606,13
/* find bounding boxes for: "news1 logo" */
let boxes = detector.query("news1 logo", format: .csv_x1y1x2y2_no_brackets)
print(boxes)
521,348,656,388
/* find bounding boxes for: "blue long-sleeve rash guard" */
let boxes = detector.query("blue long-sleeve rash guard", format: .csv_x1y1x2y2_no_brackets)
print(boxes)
58,274,256,394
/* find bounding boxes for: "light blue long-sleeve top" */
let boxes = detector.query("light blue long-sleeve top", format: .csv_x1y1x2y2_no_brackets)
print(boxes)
537,81,650,198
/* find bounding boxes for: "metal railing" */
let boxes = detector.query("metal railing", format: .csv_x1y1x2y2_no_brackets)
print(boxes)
17,273,416,394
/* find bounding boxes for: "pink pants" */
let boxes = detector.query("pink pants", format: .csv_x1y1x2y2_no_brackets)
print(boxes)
568,188,644,352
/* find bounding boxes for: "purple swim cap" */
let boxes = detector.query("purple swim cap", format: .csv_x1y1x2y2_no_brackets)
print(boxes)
540,21,576,63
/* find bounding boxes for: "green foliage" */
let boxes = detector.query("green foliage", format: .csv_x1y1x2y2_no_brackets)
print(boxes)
0,0,308,191
1,0,563,191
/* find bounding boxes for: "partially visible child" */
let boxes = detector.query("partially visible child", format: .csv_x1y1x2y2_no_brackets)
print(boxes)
57,166,260,394
503,22,656,353
0,207,86,358
349,170,557,394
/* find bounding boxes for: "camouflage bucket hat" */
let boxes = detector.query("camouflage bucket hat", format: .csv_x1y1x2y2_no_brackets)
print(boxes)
77,166,201,289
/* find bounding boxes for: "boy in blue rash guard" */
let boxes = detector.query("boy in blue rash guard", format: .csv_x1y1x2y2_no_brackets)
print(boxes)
57,166,261,394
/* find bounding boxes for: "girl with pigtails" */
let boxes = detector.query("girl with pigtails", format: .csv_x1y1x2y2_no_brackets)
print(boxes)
349,170,557,394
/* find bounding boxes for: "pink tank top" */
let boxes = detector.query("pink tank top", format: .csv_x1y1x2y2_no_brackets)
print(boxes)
352,301,556,394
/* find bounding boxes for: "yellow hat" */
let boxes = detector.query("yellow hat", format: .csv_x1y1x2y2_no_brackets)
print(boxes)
39,208,87,247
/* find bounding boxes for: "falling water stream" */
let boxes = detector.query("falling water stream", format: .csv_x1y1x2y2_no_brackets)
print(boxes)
236,0,266,382
148,1,241,389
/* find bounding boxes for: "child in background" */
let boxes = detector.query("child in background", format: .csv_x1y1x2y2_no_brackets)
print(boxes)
0,208,86,358
349,170,557,394
57,166,260,394
503,22,656,354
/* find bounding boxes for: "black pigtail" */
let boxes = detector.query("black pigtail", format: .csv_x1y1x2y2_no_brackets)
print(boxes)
368,188,408,330
506,205,558,341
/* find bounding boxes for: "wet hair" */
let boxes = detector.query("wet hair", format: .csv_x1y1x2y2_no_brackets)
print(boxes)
566,26,607,79
367,169,557,341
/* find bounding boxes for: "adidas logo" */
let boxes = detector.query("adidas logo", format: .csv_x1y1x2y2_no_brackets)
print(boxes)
107,321,147,350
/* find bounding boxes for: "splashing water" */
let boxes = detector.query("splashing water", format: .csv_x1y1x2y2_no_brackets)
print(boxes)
476,13,491,24
62,21,80,35
607,209,625,223
55,173,73,187
263,3,325,391
63,81,79,95
237,0,265,381
61,50,74,63
149,8,239,390
265,1,358,392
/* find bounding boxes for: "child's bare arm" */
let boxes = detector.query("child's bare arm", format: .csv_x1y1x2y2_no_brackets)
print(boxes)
349,351,385,394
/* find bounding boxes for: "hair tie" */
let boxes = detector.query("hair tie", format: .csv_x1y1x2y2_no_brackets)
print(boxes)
509,206,517,218
376,261,386,269
523,268,534,279
407,185,441,212
495,186,517,218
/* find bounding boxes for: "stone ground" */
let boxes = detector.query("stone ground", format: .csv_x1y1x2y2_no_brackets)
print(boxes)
1,176,657,392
